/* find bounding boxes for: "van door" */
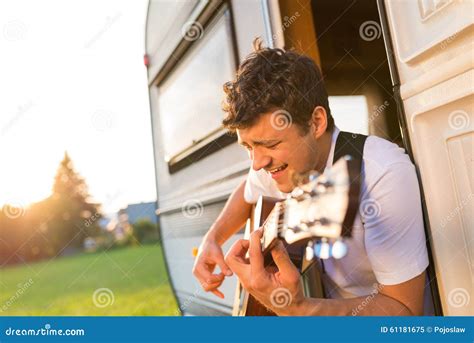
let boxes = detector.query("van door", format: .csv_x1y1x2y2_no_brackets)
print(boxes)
378,0,473,315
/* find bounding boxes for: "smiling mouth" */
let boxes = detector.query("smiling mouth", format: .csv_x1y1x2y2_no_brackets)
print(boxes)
267,164,288,174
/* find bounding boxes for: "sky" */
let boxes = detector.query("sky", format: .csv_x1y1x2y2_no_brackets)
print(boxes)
0,0,371,216
0,0,155,214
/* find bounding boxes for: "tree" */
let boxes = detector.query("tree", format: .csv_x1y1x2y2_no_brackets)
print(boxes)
45,152,102,254
0,152,103,265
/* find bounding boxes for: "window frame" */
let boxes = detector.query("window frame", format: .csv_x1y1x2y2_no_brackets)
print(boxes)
153,1,239,174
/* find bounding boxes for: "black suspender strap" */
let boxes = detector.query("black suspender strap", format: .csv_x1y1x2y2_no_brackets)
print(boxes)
333,131,367,170
333,131,367,238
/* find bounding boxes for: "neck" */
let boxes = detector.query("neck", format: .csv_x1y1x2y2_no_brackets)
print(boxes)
313,130,333,173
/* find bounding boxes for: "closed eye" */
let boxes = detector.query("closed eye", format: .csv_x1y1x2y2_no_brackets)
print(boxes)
266,142,281,149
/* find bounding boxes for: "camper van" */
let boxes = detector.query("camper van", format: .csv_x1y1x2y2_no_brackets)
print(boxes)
145,0,473,316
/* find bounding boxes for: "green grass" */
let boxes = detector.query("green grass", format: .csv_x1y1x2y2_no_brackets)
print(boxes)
0,244,179,315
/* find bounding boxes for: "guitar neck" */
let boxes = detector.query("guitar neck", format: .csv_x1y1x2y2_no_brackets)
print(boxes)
260,202,283,252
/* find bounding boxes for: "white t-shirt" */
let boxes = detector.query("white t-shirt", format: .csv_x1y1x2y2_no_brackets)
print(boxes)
244,127,430,311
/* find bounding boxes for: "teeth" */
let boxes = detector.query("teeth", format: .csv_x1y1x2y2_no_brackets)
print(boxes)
270,165,286,173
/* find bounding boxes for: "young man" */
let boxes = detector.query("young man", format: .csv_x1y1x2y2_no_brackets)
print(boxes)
192,40,429,316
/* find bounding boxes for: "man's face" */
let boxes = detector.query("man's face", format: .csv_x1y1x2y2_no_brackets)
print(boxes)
237,111,320,193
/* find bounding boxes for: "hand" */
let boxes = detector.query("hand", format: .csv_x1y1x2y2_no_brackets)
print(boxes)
192,237,233,299
224,229,305,315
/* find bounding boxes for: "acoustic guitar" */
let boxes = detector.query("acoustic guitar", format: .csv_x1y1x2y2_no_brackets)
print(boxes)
232,156,361,316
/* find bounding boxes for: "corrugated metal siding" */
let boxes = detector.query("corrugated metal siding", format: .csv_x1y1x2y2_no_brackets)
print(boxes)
161,200,244,315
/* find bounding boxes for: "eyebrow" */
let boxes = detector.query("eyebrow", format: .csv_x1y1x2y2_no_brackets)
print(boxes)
238,139,281,147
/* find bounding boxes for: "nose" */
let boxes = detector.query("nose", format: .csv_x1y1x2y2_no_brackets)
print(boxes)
251,148,271,171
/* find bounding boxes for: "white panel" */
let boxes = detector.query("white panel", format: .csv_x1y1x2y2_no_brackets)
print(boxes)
384,0,474,315
387,0,471,64
385,0,474,99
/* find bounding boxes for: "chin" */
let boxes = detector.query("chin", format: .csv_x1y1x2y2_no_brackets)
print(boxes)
276,182,294,194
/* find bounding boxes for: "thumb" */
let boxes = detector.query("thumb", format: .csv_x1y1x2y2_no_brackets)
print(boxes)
271,240,296,275
215,251,233,276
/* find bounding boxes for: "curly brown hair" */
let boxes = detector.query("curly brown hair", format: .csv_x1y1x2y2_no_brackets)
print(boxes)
222,39,334,134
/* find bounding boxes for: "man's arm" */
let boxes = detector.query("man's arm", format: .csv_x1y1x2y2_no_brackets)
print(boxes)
204,179,252,245
192,179,252,298
289,272,426,316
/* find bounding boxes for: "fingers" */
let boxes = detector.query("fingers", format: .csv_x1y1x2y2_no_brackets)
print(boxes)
225,239,250,263
193,257,226,294
225,239,250,276
249,229,265,275
204,271,225,284
194,266,225,299
211,289,225,299
271,240,298,278
194,265,225,295
192,260,212,282
215,252,233,277
198,276,225,299
192,240,235,299
201,278,224,292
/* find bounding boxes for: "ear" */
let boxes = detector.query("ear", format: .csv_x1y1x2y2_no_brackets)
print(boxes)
309,106,328,139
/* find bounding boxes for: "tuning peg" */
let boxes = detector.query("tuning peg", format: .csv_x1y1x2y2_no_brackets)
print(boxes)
314,238,330,259
331,239,348,259
305,241,314,261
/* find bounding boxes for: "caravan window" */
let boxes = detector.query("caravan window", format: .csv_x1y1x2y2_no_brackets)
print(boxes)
157,11,236,166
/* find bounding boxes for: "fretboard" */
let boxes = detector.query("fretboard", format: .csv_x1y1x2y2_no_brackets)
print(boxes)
261,202,284,251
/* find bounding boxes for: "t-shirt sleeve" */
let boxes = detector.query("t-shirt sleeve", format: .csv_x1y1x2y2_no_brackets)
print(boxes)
362,161,429,285
244,168,267,204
